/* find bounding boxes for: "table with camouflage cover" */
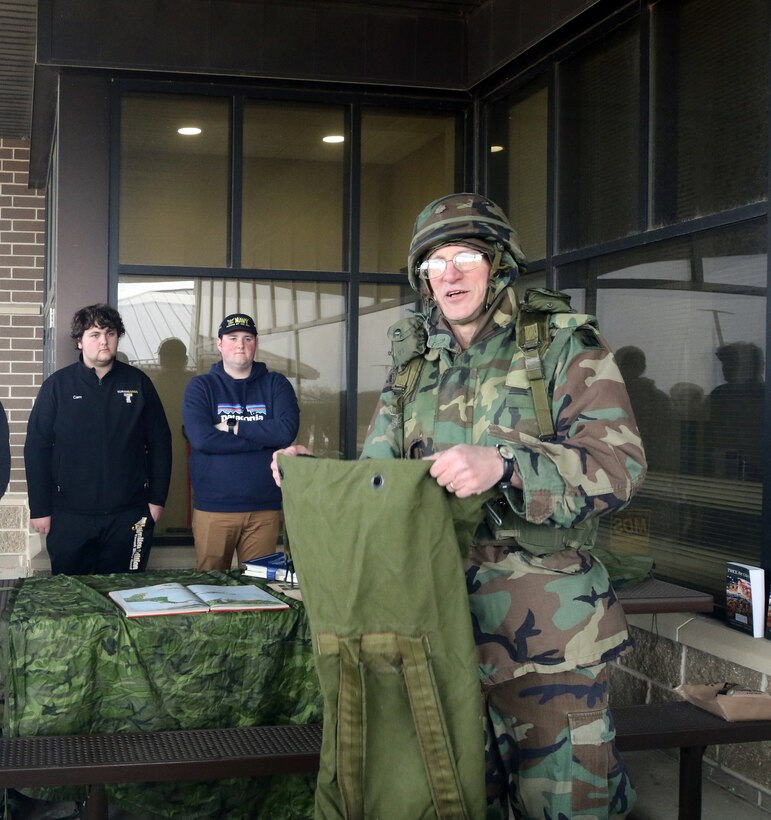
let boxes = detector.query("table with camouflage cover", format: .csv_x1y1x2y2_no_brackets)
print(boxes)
0,569,322,819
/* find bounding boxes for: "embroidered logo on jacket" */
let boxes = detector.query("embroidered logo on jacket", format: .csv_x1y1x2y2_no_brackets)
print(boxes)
217,403,266,421
117,389,139,404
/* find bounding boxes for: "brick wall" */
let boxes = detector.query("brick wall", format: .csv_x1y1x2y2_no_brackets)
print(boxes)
0,137,46,575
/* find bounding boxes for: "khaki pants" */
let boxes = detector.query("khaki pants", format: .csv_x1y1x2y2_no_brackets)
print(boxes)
192,508,280,570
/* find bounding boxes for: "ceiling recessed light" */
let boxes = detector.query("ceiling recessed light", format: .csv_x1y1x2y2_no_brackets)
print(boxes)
490,145,505,153
322,135,345,144
178,127,202,136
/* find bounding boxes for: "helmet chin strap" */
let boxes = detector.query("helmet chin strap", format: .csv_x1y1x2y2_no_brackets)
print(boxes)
483,246,504,310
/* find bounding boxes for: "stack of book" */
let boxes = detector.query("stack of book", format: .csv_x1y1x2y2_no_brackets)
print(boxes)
242,552,302,602
242,551,293,581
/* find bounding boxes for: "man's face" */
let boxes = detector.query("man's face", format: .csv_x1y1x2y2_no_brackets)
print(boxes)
426,244,492,325
78,324,119,371
217,331,257,373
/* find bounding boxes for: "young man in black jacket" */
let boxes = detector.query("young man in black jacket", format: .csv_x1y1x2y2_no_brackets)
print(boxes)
24,304,172,575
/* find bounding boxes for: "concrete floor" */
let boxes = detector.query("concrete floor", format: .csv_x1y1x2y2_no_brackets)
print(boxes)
626,749,769,820
8,749,771,818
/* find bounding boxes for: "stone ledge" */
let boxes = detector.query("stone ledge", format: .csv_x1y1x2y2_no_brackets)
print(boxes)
628,613,771,677
0,303,41,315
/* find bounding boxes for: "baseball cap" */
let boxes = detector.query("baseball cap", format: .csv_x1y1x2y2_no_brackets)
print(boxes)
218,313,258,337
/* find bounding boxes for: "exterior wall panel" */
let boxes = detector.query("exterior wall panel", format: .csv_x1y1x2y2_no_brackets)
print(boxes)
55,75,111,368
41,0,466,89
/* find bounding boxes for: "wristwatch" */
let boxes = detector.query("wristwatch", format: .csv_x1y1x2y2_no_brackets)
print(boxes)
227,417,237,435
496,443,516,486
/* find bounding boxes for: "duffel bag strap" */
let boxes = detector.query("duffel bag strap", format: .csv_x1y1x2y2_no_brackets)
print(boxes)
336,636,366,820
318,632,470,820
397,634,469,819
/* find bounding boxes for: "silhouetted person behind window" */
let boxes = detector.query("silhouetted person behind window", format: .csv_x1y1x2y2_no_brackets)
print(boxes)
151,338,191,533
704,342,764,481
616,346,677,472
669,382,705,475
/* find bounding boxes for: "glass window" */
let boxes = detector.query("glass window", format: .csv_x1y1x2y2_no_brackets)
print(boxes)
556,21,640,251
360,110,457,274
357,283,416,453
557,219,767,601
242,102,346,271
114,91,471,543
487,79,548,262
651,0,769,225
120,94,230,267
117,275,346,535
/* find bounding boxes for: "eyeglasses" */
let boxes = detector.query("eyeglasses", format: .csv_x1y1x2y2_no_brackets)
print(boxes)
418,251,485,279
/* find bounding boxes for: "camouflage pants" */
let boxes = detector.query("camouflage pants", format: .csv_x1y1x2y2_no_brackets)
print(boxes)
483,665,636,820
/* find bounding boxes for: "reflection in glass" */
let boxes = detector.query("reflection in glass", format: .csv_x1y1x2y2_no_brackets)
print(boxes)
360,110,457,273
704,342,764,482
487,80,548,262
557,219,766,601
242,102,345,271
118,276,347,532
357,284,417,454
120,94,230,266
150,338,191,534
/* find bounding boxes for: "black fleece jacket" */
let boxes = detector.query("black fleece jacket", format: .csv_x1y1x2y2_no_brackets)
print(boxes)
24,358,172,518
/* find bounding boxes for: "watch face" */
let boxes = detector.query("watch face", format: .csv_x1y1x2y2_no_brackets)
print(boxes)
498,444,515,460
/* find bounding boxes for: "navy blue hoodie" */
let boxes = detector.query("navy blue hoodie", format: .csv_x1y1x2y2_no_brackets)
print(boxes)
183,360,299,512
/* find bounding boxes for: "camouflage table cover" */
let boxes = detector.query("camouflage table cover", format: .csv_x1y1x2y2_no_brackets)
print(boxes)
0,570,322,819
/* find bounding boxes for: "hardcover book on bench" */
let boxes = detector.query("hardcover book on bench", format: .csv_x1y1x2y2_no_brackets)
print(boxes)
242,551,293,581
725,562,765,638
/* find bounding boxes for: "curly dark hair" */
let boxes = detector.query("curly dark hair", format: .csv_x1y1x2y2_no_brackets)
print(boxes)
70,304,126,346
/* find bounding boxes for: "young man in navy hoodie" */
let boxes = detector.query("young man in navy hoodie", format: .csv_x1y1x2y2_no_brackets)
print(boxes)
183,313,300,569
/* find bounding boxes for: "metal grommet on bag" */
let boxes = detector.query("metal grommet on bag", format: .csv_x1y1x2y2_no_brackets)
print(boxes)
371,473,385,489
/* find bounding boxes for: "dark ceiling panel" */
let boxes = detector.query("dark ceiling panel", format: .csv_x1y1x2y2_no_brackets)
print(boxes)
315,8,368,80
0,0,36,138
0,0,484,140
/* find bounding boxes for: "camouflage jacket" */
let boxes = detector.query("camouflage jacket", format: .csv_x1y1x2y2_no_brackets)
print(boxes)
361,285,647,682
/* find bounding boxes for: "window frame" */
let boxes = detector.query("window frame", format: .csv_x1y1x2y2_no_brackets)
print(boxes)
109,78,472,464
476,1,771,599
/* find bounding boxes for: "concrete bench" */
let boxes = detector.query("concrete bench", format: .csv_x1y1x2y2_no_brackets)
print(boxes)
613,700,771,820
0,723,322,820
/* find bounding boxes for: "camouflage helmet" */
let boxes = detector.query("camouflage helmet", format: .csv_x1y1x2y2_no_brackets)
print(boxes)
407,193,527,291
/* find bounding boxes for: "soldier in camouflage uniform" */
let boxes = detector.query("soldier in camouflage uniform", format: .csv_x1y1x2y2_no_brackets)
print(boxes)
274,193,646,819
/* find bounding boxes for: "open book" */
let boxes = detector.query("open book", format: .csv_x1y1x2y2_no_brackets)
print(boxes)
109,582,290,617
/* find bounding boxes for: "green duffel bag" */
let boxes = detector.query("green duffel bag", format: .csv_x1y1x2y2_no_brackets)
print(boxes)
278,456,488,820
